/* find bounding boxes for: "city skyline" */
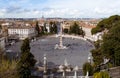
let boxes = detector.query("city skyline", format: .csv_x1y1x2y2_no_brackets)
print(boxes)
0,0,120,18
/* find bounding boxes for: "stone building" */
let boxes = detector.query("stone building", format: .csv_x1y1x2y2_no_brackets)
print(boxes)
8,26,36,40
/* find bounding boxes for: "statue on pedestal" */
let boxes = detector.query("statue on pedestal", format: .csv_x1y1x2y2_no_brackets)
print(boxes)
43,54,47,74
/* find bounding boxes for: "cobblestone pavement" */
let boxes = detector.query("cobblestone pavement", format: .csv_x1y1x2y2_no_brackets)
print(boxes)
7,36,94,68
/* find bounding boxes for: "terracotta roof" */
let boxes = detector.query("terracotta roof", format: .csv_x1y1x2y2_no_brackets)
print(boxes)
79,22,96,28
8,26,35,29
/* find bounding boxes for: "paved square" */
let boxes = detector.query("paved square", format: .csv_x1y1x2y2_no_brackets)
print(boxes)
7,36,94,68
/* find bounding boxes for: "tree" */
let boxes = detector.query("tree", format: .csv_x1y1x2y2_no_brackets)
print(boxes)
49,21,57,34
0,47,3,65
49,21,54,33
43,23,48,33
93,71,110,78
91,15,120,68
69,22,85,36
90,40,103,66
35,21,40,36
80,26,85,37
91,15,120,34
101,22,120,66
63,28,69,34
91,49,103,66
17,38,36,78
53,22,57,33
83,62,93,76
40,26,45,35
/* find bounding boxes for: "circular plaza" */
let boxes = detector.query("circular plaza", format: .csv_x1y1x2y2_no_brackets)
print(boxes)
6,35,94,68
30,36,94,68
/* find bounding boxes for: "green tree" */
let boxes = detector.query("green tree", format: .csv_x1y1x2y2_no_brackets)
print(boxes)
53,22,57,33
43,23,48,33
40,26,45,35
49,21,54,33
69,22,85,36
0,47,3,65
80,26,85,37
63,28,69,34
101,22,120,66
83,62,93,76
91,15,120,34
91,40,103,66
93,71,110,78
35,21,40,36
91,15,120,69
49,21,57,34
91,49,103,66
17,38,36,78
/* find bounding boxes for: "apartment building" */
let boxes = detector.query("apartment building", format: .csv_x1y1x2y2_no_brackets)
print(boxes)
8,26,36,40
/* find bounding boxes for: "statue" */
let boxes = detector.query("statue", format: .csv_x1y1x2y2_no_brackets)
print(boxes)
74,66,79,78
43,54,47,74
85,71,89,78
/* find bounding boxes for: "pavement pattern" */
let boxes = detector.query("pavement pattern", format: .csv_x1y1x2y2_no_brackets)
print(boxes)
6,36,94,68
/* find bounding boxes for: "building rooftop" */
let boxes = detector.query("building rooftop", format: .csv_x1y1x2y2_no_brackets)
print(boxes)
8,26,35,29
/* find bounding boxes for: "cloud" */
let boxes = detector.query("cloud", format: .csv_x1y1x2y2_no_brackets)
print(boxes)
94,7,120,18
1,6,119,18
0,9,6,16
0,0,120,18
95,7,112,14
5,6,22,13
41,8,83,18
9,0,29,4
0,6,83,18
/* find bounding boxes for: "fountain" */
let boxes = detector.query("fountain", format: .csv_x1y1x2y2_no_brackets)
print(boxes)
55,22,68,49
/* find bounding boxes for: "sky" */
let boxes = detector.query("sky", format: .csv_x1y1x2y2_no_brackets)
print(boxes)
0,0,120,18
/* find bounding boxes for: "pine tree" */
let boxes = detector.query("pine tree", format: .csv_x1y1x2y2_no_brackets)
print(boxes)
53,22,57,33
49,21,54,33
35,21,40,36
91,15,120,67
17,38,36,78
